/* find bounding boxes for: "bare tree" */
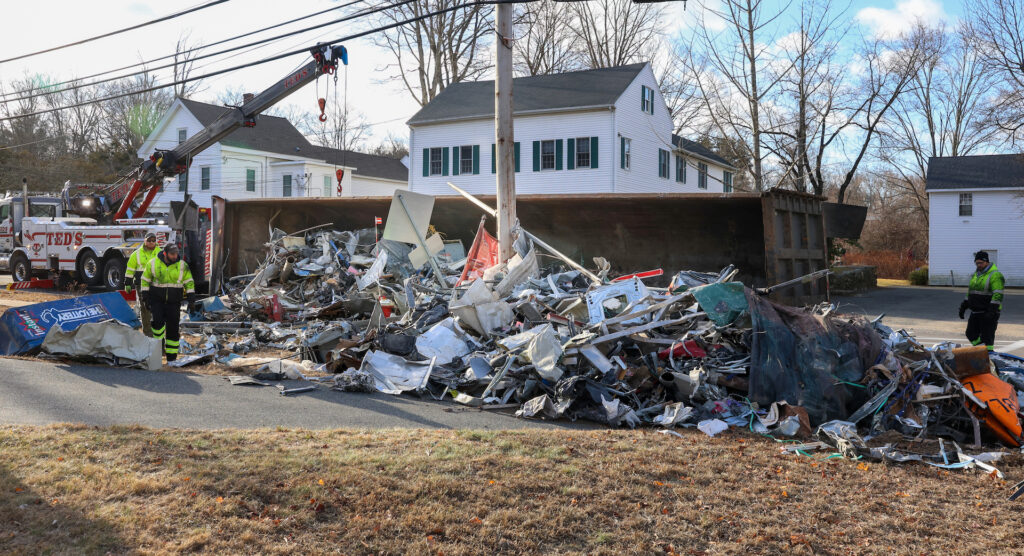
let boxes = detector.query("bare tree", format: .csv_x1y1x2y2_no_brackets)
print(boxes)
513,1,579,76
683,0,795,191
307,102,371,152
967,0,1024,147
373,0,493,106
567,0,667,69
368,132,409,159
878,24,996,224
99,71,174,164
172,32,205,99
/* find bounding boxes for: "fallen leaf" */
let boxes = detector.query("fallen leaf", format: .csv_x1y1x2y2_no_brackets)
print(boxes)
469,517,483,524
56,457,63,462
318,479,325,486
183,477,190,482
216,496,224,503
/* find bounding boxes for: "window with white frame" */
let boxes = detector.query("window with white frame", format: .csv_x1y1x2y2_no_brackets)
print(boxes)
675,156,685,183
621,137,631,169
723,171,734,193
641,85,654,114
178,170,187,192
200,167,210,190
246,169,256,192
429,147,443,175
959,193,972,216
698,162,708,189
323,175,331,197
459,146,473,174
575,137,591,168
283,174,292,197
177,128,187,144
540,140,556,170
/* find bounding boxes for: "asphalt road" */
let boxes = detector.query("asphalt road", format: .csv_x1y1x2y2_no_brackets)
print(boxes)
833,285,1024,355
0,357,590,431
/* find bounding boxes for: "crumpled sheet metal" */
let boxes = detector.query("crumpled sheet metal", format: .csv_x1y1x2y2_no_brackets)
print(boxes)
498,323,564,382
358,350,436,395
42,320,162,370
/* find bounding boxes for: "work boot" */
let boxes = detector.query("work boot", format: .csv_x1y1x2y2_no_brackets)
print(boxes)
166,353,177,362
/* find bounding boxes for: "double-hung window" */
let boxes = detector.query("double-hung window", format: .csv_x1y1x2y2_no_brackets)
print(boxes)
641,86,655,114
621,137,631,169
178,170,188,192
429,147,443,175
540,140,556,170
723,171,733,193
459,146,473,174
283,174,292,197
323,175,331,197
246,169,256,192
574,137,591,168
959,193,973,217
675,156,685,183
177,128,187,144
698,162,708,189
658,149,669,179
201,167,210,190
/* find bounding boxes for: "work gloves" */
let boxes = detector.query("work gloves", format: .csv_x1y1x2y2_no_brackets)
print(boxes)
986,304,1001,319
124,284,133,293
959,300,968,320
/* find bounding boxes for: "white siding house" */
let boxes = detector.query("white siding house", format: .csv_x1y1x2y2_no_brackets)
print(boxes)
927,154,1024,286
138,99,408,212
406,63,735,196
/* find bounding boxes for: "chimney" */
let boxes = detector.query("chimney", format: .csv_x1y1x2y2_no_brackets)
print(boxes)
243,93,254,104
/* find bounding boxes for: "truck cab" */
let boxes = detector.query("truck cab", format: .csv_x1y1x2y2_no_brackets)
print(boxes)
0,195,63,268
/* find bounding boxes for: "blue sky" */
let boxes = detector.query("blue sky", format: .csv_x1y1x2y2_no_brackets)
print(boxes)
0,0,968,147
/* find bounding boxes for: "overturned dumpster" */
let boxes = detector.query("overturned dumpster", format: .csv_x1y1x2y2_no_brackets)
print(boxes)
213,188,830,306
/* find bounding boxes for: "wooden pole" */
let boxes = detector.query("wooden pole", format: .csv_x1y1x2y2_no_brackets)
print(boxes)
495,1,516,262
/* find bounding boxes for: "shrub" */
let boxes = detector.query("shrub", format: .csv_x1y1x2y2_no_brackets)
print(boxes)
841,250,925,279
908,266,928,285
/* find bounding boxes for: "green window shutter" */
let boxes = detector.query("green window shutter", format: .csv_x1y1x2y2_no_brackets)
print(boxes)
422,148,429,177
491,144,496,174
591,137,599,168
620,137,625,169
567,138,576,170
442,147,449,176
514,142,521,172
532,141,540,172
452,146,460,175
472,145,480,174
641,85,646,111
555,139,563,170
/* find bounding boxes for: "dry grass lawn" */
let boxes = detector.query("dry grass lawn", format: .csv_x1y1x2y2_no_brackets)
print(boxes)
2,425,1023,555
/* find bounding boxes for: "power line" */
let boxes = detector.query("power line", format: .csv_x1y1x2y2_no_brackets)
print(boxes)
0,0,399,106
0,0,369,101
0,0,506,123
0,0,232,65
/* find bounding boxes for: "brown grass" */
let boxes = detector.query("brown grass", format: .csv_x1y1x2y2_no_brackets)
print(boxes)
2,425,1022,555
842,251,925,280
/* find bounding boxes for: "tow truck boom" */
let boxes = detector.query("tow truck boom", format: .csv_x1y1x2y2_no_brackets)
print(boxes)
106,44,349,222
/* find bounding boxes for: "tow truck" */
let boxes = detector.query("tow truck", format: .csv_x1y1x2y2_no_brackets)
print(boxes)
0,43,349,291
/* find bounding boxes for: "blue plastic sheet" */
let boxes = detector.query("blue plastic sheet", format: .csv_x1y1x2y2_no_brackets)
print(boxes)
0,292,140,355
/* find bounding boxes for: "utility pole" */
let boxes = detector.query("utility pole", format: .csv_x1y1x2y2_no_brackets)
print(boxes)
495,0,516,262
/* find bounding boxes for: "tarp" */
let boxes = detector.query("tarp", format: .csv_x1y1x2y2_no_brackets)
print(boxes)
0,292,141,355
746,288,878,425
42,320,162,370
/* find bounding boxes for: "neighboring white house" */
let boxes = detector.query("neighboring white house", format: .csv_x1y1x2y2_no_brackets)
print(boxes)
137,98,408,212
927,154,1024,286
406,63,736,196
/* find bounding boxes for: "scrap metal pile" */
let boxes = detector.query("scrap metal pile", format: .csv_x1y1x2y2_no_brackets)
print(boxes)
173,191,1023,482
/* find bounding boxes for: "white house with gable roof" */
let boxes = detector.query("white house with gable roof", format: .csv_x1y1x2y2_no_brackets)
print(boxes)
138,99,408,212
406,63,735,196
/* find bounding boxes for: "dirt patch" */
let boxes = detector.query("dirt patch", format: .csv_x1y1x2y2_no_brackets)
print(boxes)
0,289,72,305
1,424,1022,554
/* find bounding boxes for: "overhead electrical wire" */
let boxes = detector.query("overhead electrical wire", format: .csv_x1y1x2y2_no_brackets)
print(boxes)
0,0,369,100
0,0,232,65
0,0,400,106
0,0,513,123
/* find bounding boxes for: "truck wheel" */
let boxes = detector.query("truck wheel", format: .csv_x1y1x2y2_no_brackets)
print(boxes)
10,253,31,283
77,251,102,286
103,257,127,290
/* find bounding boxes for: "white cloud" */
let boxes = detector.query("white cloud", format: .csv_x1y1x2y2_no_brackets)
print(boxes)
856,0,950,39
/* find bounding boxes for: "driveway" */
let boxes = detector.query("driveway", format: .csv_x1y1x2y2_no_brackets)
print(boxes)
833,285,1024,354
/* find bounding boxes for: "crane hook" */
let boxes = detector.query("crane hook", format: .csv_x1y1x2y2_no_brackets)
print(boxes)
317,98,327,122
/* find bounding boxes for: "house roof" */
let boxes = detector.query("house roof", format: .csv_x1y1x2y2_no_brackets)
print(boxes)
671,135,734,169
926,154,1024,191
178,99,407,182
407,63,648,125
